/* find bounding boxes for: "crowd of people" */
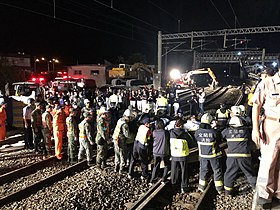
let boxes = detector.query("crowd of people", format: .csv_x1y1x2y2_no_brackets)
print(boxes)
0,67,279,208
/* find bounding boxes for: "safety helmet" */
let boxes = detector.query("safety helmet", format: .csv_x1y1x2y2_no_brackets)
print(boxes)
239,105,245,113
84,99,90,104
231,106,241,116
99,106,108,115
123,109,132,117
229,116,243,127
201,113,213,124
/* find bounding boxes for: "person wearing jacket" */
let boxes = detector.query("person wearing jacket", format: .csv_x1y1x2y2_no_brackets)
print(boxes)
195,113,224,194
222,116,256,196
95,107,110,169
112,109,131,173
78,112,94,166
150,119,170,184
42,105,53,155
53,105,66,160
128,118,152,180
66,108,78,163
170,118,197,193
31,102,44,153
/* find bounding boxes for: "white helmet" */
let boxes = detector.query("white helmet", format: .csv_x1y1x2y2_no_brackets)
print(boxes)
239,105,245,113
229,116,243,127
123,109,132,117
201,113,213,124
99,106,108,115
231,106,241,116
84,99,90,104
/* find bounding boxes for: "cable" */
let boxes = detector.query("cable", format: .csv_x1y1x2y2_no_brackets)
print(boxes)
209,0,231,28
227,0,242,28
38,0,133,32
67,0,157,35
93,0,169,33
0,2,156,46
148,0,177,21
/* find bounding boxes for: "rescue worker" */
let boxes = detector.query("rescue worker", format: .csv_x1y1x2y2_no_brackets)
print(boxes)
197,87,206,115
170,118,197,193
66,108,78,163
194,113,224,193
231,105,242,117
0,101,7,141
188,93,198,117
239,104,252,126
150,119,170,184
108,89,119,129
31,102,44,153
53,105,66,160
215,103,231,129
95,107,110,169
251,68,280,208
126,107,137,168
42,105,53,155
222,116,256,196
155,92,168,117
128,118,152,180
78,112,94,166
112,109,131,173
23,98,35,148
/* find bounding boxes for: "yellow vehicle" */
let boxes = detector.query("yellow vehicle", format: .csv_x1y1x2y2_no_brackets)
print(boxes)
185,68,218,88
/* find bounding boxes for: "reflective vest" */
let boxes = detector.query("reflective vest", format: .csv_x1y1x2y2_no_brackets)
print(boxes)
79,120,88,140
222,127,251,157
136,125,150,145
112,118,126,140
195,128,222,158
156,97,168,108
170,138,189,157
216,109,230,120
42,111,52,130
66,116,77,137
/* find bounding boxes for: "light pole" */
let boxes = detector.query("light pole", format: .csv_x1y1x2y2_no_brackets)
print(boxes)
41,57,50,72
51,59,59,72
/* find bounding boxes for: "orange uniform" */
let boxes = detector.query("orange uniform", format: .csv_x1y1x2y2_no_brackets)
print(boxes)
0,106,7,141
53,109,66,159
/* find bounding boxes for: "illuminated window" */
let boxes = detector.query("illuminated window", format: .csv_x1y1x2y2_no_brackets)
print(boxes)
90,70,99,75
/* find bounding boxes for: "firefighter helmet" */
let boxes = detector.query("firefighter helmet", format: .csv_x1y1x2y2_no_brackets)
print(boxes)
231,106,241,116
229,116,243,127
123,109,132,117
201,113,213,124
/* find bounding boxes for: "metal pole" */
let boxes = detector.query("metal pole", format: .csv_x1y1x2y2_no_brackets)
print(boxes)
261,48,266,66
157,31,162,88
34,56,36,73
53,0,56,18
47,61,50,73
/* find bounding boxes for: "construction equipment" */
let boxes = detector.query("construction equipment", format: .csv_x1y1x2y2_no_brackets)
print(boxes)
108,63,153,86
171,68,218,89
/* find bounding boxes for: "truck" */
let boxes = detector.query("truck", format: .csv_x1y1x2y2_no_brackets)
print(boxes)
108,63,153,86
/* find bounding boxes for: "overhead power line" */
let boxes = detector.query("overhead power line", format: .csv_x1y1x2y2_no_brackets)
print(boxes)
93,0,169,33
227,0,242,28
209,0,231,28
0,2,156,46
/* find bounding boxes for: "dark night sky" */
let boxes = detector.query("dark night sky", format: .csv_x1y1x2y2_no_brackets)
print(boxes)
0,0,280,66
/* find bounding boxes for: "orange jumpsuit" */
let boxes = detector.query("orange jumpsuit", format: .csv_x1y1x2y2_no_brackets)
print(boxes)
53,109,65,159
0,106,7,141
